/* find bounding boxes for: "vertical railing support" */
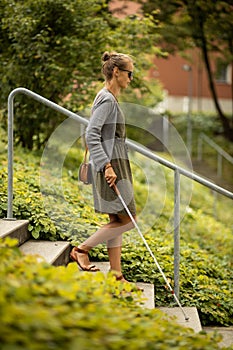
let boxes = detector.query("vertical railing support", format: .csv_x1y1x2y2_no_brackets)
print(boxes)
174,169,180,297
6,87,89,220
163,115,169,151
212,190,218,219
7,92,14,219
217,153,222,178
197,135,202,161
198,132,233,174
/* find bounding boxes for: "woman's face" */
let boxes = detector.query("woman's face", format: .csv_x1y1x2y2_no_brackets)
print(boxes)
116,61,134,89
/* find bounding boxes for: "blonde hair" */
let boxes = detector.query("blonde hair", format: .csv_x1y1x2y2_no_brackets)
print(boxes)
101,51,133,81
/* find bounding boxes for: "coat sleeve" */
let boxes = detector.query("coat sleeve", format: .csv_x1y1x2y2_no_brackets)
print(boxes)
86,99,116,171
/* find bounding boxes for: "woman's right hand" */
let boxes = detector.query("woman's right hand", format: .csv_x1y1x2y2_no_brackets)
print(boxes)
104,165,117,187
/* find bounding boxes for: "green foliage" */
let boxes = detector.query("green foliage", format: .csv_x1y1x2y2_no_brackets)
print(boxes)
0,238,225,350
0,127,232,326
120,75,164,108
0,144,101,241
0,0,162,149
92,232,233,327
140,0,233,69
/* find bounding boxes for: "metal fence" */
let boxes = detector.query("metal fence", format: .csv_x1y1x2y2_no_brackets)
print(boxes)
7,87,233,297
198,132,233,177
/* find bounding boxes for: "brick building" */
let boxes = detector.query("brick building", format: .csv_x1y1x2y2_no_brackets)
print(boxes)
151,50,232,114
110,0,233,114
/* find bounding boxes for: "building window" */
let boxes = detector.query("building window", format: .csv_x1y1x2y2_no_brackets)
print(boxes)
215,60,231,84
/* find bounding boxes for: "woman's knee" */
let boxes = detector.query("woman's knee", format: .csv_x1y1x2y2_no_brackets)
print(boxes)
118,214,135,230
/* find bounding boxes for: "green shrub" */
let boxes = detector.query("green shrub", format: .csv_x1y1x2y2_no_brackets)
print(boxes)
91,234,233,327
0,238,225,350
0,139,232,326
0,145,101,241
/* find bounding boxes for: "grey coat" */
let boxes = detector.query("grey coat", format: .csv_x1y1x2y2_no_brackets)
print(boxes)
86,88,120,172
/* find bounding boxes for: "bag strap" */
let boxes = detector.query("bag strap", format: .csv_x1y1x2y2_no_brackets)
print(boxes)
84,145,88,163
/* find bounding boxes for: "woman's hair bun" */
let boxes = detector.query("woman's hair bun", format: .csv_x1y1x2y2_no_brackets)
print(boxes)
102,51,111,62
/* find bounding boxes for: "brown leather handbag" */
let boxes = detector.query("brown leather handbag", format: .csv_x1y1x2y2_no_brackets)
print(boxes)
78,147,92,185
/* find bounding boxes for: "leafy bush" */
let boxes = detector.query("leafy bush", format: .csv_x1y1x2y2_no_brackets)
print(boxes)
91,234,233,327
0,137,232,326
1,0,162,150
0,237,225,350
0,144,101,241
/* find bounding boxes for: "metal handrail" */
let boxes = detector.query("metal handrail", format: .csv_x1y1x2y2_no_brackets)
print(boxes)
7,87,233,298
127,139,233,199
197,132,233,177
7,88,89,220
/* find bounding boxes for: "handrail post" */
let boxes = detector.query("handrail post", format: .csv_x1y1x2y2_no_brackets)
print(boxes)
6,87,89,220
174,169,180,298
7,92,14,219
163,115,169,150
217,153,222,178
197,134,202,161
212,190,218,219
197,132,233,176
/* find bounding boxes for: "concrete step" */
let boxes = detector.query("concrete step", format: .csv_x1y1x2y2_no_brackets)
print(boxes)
1,221,232,346
90,261,155,309
0,219,71,266
0,219,30,246
19,240,71,266
1,220,225,339
2,222,226,339
91,262,202,331
203,327,233,348
158,307,202,333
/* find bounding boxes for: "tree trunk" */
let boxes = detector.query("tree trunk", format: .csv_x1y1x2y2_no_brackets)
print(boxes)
231,58,233,128
199,21,233,141
229,39,233,128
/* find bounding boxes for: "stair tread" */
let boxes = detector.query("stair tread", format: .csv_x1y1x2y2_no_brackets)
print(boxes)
1,221,205,333
16,238,202,331
19,239,70,264
203,327,233,348
158,307,202,333
0,219,29,238
91,261,155,309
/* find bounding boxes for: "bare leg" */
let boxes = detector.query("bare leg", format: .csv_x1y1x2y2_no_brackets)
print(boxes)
79,213,133,249
107,214,133,273
107,218,122,273
107,246,122,272
74,213,135,271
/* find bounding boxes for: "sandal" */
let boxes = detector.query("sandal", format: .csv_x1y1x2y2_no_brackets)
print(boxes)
115,274,127,282
114,273,144,292
70,247,100,272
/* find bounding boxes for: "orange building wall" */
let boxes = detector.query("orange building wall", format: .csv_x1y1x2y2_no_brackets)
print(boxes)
151,50,232,99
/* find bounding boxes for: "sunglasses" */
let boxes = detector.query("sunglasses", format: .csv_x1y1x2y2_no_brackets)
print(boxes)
119,69,134,80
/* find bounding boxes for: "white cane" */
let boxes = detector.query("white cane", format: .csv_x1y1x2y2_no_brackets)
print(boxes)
113,184,189,321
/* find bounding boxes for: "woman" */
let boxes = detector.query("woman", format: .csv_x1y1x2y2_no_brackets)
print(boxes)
70,51,136,282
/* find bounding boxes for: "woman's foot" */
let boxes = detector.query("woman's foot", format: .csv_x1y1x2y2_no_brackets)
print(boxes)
111,271,144,291
70,247,100,272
